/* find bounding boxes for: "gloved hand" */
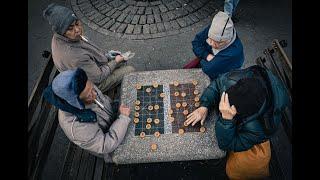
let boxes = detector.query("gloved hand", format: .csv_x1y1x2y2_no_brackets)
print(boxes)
121,51,135,61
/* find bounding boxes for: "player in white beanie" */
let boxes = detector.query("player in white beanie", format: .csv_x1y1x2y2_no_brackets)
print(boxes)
191,11,245,80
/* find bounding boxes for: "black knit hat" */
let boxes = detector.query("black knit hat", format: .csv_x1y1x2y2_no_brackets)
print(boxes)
226,78,267,118
43,3,78,35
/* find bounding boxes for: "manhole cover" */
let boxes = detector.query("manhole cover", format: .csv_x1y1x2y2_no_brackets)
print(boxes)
71,0,221,39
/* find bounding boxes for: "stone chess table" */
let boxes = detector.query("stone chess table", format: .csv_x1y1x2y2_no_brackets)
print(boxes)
112,69,226,164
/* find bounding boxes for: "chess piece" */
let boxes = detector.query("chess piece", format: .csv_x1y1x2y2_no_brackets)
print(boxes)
135,106,140,111
183,110,189,116
146,87,152,93
182,102,187,107
160,93,165,98
140,132,145,138
153,82,159,88
195,102,200,107
134,118,139,124
146,124,151,129
192,80,198,86
181,92,186,97
151,143,157,151
174,92,180,96
194,90,199,95
173,81,179,86
154,118,160,124
154,104,160,110
176,103,181,108
154,131,160,138
200,127,206,133
178,129,184,135
135,100,141,105
169,116,175,123
168,109,173,115
147,118,152,123
184,121,188,127
194,96,200,102
136,84,142,89
134,112,139,117
148,105,154,111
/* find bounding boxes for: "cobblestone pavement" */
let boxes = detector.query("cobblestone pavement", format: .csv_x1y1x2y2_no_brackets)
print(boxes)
71,0,223,39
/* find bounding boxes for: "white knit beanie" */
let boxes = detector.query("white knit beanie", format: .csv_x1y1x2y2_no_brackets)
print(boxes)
208,11,234,42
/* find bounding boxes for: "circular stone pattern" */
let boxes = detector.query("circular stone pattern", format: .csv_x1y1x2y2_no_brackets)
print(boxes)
71,0,220,40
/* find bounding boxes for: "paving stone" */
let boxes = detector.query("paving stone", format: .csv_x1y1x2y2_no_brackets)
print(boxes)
183,5,194,13
131,15,140,24
152,6,160,14
161,13,170,22
149,24,158,34
122,6,133,14
164,21,172,31
137,7,145,15
97,17,111,26
103,19,116,29
176,18,187,27
109,22,121,31
166,3,175,11
117,3,128,11
188,13,200,23
105,8,117,16
117,13,128,23
124,14,134,23
170,20,180,30
143,24,150,34
97,4,109,11
130,6,139,14
111,10,122,19
100,6,113,14
167,11,176,20
150,1,162,6
183,16,194,26
172,1,182,9
109,0,123,8
124,0,136,6
158,4,168,13
174,8,188,18
139,15,147,24
125,24,135,34
116,23,127,33
88,13,100,21
154,14,162,23
133,25,142,34
84,10,95,17
156,23,165,32
136,1,149,7
147,15,155,24
145,7,153,15
177,0,188,5
93,14,106,24
193,11,204,19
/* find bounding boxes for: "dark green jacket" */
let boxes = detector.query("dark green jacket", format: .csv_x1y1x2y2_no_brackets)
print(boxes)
200,65,289,152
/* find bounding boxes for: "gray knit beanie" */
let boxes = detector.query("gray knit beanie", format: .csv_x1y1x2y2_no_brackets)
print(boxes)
43,3,78,35
208,11,234,42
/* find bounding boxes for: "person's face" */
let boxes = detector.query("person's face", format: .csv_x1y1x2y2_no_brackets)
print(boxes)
79,81,97,105
64,20,83,40
207,37,229,49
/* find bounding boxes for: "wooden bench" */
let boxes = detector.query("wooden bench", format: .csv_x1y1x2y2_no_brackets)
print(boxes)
28,39,292,179
256,39,292,180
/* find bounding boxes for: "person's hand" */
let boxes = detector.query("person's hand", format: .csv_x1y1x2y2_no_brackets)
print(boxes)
219,92,237,120
119,104,130,117
184,107,208,126
206,54,214,61
115,55,124,63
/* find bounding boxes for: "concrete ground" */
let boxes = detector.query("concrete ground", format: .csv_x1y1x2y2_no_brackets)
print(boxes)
28,0,291,179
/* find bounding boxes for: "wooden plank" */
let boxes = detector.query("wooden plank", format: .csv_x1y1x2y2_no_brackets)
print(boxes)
28,101,54,177
29,105,59,180
28,55,54,124
84,154,97,180
77,150,91,180
93,158,105,180
68,147,84,180
28,67,58,132
270,123,292,180
60,142,78,180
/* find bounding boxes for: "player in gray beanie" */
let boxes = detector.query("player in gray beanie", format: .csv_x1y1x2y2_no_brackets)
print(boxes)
43,3,78,35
